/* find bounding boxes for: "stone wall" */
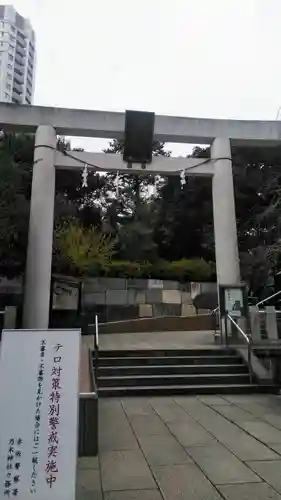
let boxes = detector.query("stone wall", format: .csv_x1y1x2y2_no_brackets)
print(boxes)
83,278,216,322
0,276,217,324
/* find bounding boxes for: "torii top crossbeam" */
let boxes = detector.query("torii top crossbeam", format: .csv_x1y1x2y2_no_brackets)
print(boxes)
0,103,281,145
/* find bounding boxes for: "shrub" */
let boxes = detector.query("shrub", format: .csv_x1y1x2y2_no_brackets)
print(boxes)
88,258,215,282
55,218,116,275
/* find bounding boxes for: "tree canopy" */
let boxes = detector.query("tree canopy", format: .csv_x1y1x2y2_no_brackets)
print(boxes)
1,132,281,298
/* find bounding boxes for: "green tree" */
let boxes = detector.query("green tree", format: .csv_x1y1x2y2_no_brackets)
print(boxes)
153,146,213,262
102,139,170,261
0,132,107,277
55,218,116,275
0,135,32,277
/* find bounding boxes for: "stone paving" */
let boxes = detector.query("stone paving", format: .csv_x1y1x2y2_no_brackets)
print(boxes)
77,394,281,499
95,330,216,350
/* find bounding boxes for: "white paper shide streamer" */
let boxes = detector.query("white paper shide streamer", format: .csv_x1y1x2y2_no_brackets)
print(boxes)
81,164,88,188
180,169,186,189
114,171,120,196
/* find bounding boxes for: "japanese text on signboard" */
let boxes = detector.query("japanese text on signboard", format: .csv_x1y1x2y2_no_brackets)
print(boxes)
45,343,63,489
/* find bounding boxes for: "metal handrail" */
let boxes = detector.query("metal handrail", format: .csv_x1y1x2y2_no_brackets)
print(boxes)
95,314,99,348
227,314,253,383
210,306,221,343
93,314,99,384
79,392,97,398
227,314,250,345
258,309,281,314
256,290,281,307
211,306,219,315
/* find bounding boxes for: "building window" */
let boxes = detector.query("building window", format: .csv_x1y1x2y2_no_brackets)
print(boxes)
7,63,12,69
7,73,12,80
8,54,13,61
10,25,15,32
10,35,15,42
6,83,11,90
4,92,9,99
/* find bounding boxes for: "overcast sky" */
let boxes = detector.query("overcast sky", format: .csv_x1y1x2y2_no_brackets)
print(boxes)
12,0,281,154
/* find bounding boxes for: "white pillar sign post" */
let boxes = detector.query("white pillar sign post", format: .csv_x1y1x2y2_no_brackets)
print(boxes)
0,329,81,500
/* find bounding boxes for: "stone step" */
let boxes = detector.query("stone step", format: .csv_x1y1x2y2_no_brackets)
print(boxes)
98,372,251,387
98,348,236,357
98,363,248,376
98,383,278,397
97,355,243,366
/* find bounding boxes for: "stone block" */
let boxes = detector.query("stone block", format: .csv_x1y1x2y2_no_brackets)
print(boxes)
221,433,278,461
106,306,138,322
153,304,181,317
78,457,99,469
186,443,260,485
138,435,192,466
87,305,106,323
218,483,281,500
104,491,163,500
167,421,215,447
145,290,163,304
197,308,211,315
181,292,192,304
149,400,191,423
180,282,191,292
3,306,17,329
127,279,148,289
100,449,156,491
240,421,281,444
76,469,102,496
127,290,146,305
84,292,106,306
84,278,106,293
148,279,163,289
162,290,181,304
153,464,222,500
181,304,196,316
201,282,217,293
163,280,180,290
106,290,128,305
139,304,153,318
246,460,281,493
103,277,127,290
130,415,169,437
99,421,138,452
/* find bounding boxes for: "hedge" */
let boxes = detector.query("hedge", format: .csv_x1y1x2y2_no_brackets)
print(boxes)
88,259,216,282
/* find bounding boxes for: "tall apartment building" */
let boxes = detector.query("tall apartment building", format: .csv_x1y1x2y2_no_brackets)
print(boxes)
0,5,35,104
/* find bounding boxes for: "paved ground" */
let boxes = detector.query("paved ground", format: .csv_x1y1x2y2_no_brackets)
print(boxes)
96,330,216,350
77,394,281,499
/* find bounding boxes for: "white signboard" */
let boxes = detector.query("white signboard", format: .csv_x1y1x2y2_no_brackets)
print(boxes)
52,283,79,310
0,329,81,500
190,282,201,300
224,288,243,317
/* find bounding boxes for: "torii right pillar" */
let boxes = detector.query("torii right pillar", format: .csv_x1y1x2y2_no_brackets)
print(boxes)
211,138,240,286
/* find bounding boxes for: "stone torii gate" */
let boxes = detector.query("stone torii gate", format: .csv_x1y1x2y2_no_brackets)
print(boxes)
1,104,280,329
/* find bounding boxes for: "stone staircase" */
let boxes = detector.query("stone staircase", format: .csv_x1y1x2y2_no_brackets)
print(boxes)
94,348,277,397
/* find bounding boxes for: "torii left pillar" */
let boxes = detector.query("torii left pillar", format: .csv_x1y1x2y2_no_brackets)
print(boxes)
23,125,56,329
